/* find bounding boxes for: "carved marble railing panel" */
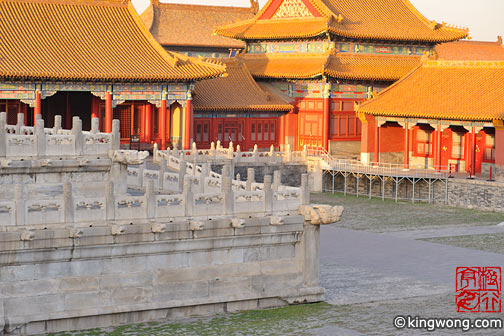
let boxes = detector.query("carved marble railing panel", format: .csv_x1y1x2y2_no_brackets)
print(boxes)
127,167,140,187
84,133,113,155
20,126,34,136
5,125,16,134
168,156,181,171
232,180,247,191
115,196,146,220
193,192,224,217
0,201,15,226
25,198,64,225
162,172,180,192
155,194,185,218
204,176,221,193
251,182,264,192
143,169,160,188
234,191,265,214
46,135,75,156
6,135,37,157
273,190,301,212
73,197,106,223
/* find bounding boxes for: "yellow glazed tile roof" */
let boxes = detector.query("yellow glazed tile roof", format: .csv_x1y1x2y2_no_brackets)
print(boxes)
216,0,468,42
357,60,504,121
140,1,254,49
194,59,292,112
435,40,504,61
0,0,225,82
240,53,421,81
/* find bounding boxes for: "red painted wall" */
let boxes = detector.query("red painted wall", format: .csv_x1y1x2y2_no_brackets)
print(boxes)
495,129,504,166
379,123,404,153
360,115,375,153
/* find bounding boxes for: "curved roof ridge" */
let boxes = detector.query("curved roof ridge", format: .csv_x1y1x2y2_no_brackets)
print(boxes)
0,0,129,5
153,1,255,13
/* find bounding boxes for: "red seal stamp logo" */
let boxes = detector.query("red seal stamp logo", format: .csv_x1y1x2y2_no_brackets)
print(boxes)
456,267,501,313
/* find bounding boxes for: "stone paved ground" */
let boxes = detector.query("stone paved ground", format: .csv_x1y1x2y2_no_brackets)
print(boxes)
311,193,504,233
422,233,504,254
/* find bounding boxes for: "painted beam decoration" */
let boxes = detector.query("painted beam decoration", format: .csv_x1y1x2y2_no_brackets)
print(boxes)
0,82,193,108
271,81,386,99
247,41,434,56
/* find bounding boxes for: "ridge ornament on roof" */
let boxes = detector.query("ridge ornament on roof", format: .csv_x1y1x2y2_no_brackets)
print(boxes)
215,0,468,43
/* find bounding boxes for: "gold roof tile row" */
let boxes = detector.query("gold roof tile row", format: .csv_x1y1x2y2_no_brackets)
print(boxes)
240,53,421,81
194,59,292,112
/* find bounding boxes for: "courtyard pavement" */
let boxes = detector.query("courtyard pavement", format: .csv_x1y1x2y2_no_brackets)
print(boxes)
320,225,504,305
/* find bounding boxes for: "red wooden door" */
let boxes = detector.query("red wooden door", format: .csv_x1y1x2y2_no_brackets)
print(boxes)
440,129,451,168
194,119,211,149
475,132,485,174
249,119,278,150
215,119,245,150
297,99,324,150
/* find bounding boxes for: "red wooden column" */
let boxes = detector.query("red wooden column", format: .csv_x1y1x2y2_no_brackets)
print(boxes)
470,126,477,177
183,96,192,150
105,91,113,133
21,104,27,125
34,90,41,121
322,82,330,152
436,125,442,172
65,92,72,129
91,96,99,120
160,96,167,150
495,122,504,176
374,121,380,164
144,104,152,143
404,122,410,169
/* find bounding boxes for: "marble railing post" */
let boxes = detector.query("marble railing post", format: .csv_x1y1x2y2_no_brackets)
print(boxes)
253,144,258,160
302,145,308,162
221,165,230,192
179,159,186,192
210,142,216,160
273,170,281,191
0,112,6,157
286,144,292,162
227,141,234,159
112,119,121,150
63,182,74,223
199,162,209,193
235,145,241,163
137,161,145,188
183,176,194,217
105,181,115,221
14,184,25,225
246,168,255,191
53,115,62,134
159,157,167,190
72,117,84,156
15,113,24,134
90,117,99,134
35,117,46,157
153,143,159,163
264,175,273,214
269,145,275,158
222,176,234,215
301,174,310,205
145,180,155,219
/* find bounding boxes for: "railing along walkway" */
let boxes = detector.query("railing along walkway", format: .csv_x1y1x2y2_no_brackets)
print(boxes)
307,147,450,204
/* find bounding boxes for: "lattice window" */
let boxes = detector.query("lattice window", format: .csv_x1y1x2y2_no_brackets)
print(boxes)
114,105,131,139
